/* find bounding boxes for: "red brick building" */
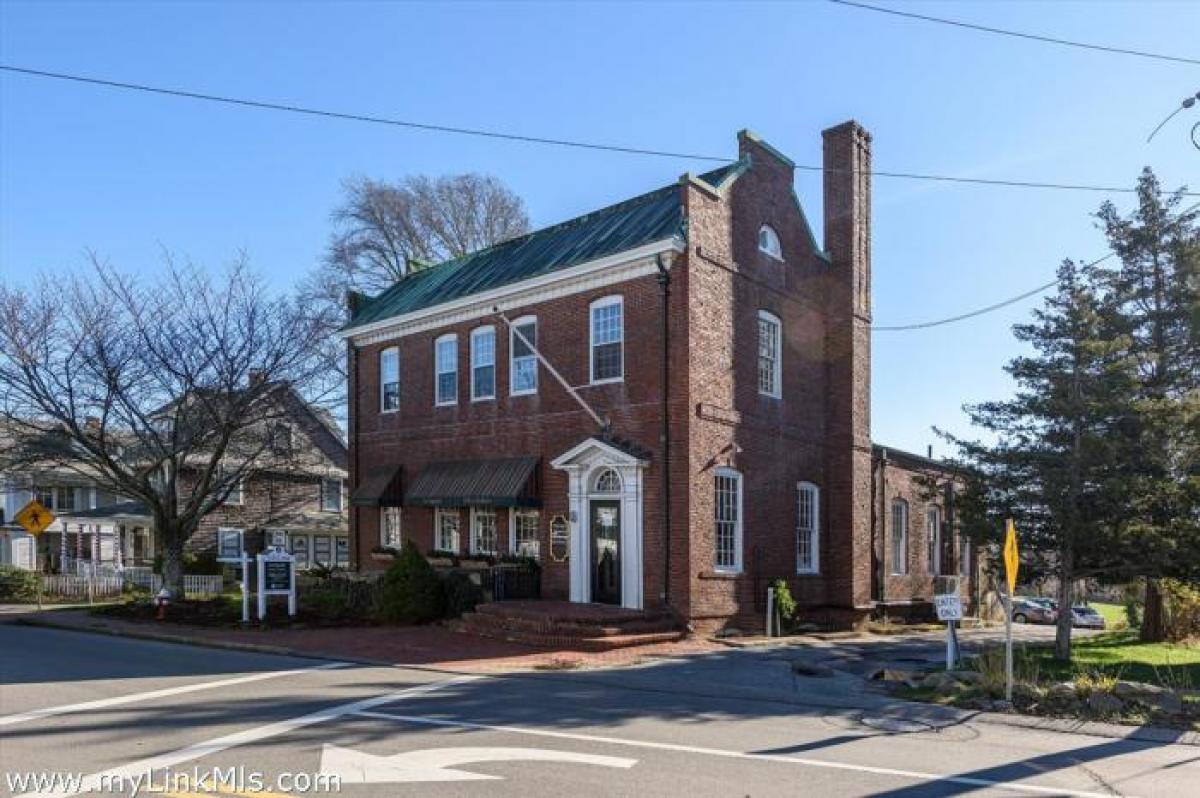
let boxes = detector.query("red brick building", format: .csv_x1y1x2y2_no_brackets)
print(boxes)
342,122,973,631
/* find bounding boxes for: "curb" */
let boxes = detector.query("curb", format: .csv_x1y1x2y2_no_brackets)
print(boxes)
969,708,1200,747
12,616,393,667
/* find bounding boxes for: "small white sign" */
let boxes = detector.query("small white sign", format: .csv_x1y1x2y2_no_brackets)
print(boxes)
256,547,297,619
934,593,963,621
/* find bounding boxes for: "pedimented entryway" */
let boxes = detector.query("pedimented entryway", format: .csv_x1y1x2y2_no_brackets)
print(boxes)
550,437,647,610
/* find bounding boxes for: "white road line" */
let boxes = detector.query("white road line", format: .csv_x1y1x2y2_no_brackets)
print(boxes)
354,711,1124,798
12,676,481,798
0,662,351,728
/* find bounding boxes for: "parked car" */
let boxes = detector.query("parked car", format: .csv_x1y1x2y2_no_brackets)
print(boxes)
1011,598,1057,624
1071,605,1106,630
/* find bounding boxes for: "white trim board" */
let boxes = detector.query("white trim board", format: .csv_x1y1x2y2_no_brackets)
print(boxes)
341,239,684,347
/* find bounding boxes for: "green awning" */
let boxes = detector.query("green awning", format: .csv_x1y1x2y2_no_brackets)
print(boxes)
351,466,403,507
405,457,540,508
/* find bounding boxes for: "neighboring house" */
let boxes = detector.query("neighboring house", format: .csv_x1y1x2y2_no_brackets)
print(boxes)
0,386,349,572
340,123,974,631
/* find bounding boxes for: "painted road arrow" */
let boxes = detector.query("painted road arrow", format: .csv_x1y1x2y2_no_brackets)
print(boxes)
319,743,637,783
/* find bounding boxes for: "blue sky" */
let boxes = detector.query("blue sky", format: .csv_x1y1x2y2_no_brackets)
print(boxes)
2,1,1196,454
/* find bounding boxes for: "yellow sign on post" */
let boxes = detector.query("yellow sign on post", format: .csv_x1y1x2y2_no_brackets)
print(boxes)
15,500,55,537
1003,518,1020,595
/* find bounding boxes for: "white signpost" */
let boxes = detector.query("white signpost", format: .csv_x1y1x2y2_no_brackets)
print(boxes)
934,593,963,670
256,547,296,620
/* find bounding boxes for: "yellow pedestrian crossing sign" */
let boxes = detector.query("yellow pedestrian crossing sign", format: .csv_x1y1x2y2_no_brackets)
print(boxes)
1003,518,1019,595
15,499,55,536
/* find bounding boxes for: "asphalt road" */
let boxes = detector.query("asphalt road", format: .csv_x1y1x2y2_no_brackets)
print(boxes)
1,623,1196,798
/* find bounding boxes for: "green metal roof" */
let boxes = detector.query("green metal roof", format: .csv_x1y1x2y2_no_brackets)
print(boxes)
345,163,743,330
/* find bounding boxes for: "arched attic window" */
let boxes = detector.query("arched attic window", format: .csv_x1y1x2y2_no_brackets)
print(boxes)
758,225,782,260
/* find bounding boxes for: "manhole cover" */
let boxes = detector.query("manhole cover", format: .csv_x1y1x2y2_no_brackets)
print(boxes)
859,716,932,733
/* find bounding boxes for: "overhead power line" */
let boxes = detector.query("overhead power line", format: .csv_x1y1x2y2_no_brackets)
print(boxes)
872,253,1116,332
3,64,1195,198
826,0,1200,66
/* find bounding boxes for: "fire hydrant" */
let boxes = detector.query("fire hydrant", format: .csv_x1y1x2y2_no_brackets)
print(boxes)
155,587,171,620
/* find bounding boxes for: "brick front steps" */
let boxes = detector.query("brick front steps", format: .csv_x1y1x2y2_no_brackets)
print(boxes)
459,600,685,652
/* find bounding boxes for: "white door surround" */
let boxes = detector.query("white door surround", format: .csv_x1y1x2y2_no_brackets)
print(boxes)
550,437,648,610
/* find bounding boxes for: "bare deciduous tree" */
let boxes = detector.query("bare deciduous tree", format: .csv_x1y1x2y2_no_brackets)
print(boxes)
0,255,338,596
302,173,530,309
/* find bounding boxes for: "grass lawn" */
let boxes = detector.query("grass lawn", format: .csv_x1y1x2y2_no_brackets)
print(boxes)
1088,601,1129,630
1024,631,1200,688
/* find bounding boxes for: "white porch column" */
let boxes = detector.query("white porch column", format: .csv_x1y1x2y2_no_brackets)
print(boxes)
565,468,588,603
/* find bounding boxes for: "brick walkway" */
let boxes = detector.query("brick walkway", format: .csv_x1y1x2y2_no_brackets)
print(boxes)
15,610,724,672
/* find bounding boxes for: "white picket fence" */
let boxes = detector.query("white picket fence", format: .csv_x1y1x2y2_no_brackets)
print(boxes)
41,575,125,598
39,573,224,599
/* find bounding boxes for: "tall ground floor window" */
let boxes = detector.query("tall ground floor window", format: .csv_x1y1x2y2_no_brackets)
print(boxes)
335,536,349,567
891,499,909,575
796,482,819,574
380,507,402,549
436,509,461,552
713,468,743,573
926,506,941,575
471,509,497,555
512,510,540,559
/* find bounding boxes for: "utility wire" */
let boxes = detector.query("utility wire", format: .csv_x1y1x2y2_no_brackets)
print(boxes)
3,64,1195,198
826,0,1200,66
872,253,1115,332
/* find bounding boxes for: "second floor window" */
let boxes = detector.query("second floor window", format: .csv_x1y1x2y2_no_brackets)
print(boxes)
321,478,342,512
758,311,781,397
510,317,538,395
380,346,400,412
435,334,458,405
590,296,623,383
219,466,244,505
471,326,496,400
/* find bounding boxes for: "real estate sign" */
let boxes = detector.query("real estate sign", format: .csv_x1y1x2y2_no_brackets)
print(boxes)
256,548,296,619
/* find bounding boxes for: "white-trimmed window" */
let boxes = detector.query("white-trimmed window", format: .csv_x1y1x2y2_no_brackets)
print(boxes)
436,509,460,552
268,530,287,549
471,326,496,400
796,482,820,574
926,506,941,575
380,346,400,412
758,224,782,259
471,508,497,555
335,536,350,567
380,507,402,549
320,478,342,512
891,499,909,575
219,466,244,506
590,295,624,383
290,533,310,568
511,510,540,559
713,467,743,573
435,334,458,405
758,310,782,398
959,534,971,578
217,528,243,560
313,535,333,566
510,316,538,395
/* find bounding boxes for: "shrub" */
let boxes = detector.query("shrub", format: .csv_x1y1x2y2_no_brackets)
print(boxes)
442,571,484,619
378,540,445,624
1163,580,1200,642
0,566,40,602
771,579,797,627
1123,596,1142,630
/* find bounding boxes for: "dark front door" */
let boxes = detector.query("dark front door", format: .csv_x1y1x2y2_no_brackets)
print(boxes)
590,500,621,605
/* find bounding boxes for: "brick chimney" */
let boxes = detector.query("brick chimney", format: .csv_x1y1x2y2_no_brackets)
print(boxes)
822,120,874,611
